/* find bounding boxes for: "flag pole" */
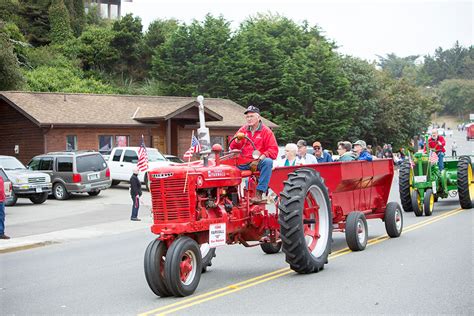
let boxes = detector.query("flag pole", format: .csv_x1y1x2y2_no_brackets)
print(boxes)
183,130,194,193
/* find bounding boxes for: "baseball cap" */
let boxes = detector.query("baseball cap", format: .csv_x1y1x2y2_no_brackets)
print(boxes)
297,140,307,147
353,140,367,148
244,105,260,114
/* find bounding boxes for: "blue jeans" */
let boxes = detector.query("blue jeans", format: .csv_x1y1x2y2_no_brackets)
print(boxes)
238,158,273,192
0,202,5,235
131,195,140,219
437,152,445,171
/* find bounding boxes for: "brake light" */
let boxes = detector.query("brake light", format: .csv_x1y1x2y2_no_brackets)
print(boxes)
72,173,82,183
105,168,110,178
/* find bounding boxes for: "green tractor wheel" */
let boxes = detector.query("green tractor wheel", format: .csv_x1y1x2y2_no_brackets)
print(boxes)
423,189,434,216
457,156,473,209
411,190,423,217
399,161,414,212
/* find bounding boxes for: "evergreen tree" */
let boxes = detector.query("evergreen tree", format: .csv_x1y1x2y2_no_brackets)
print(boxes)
0,33,24,90
49,0,73,44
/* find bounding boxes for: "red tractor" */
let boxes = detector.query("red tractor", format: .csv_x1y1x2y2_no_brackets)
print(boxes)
144,137,403,297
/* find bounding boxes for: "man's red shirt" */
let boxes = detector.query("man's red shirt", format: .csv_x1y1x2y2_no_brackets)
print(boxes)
426,135,446,153
230,121,278,163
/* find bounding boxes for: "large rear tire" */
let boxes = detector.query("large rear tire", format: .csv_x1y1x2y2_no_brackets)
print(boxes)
423,189,434,216
385,202,403,237
278,168,332,274
345,211,368,251
165,237,202,297
411,190,423,217
399,161,413,212
144,239,171,297
457,156,473,209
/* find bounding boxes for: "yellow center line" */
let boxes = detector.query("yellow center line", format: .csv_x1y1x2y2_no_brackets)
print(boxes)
139,207,465,316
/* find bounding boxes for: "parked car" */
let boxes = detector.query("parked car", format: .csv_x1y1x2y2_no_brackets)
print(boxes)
28,151,111,200
107,147,172,188
0,167,13,204
0,156,52,206
164,154,185,164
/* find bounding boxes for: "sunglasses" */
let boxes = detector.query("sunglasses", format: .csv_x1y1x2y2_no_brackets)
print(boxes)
313,146,321,149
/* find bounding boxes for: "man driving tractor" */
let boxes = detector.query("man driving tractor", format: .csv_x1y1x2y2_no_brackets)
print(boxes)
230,105,278,204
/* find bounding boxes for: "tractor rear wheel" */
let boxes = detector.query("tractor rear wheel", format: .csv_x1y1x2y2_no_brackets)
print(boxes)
411,190,423,217
165,236,202,297
144,239,171,297
260,241,282,254
384,202,403,238
278,168,332,274
457,156,473,209
399,161,413,212
423,189,434,216
200,243,216,273
345,211,368,251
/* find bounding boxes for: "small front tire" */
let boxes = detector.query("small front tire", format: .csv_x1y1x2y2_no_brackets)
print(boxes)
411,190,423,217
423,189,434,216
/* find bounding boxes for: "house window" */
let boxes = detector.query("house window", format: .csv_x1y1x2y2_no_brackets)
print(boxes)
115,136,129,147
99,135,113,154
66,135,77,151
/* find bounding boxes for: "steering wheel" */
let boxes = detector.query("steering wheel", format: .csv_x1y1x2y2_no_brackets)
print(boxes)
226,135,257,155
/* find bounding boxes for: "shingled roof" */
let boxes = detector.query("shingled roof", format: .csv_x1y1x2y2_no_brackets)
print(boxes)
0,92,278,129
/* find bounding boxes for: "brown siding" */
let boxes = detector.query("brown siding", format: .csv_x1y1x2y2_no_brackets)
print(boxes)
44,127,162,153
0,100,44,164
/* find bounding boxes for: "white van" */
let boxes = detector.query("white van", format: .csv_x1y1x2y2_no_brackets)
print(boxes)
107,147,172,189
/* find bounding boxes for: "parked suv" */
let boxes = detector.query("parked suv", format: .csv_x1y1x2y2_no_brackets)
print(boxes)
28,151,111,200
0,156,52,206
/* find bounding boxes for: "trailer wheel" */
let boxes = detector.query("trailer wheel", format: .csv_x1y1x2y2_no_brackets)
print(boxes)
260,242,282,254
278,168,332,274
423,189,434,216
385,202,403,237
345,212,368,251
457,156,473,209
144,239,171,297
399,161,413,212
200,243,216,273
411,190,423,217
165,236,202,297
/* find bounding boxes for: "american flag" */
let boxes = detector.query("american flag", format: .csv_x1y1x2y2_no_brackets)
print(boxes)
183,135,201,159
137,135,149,172
429,151,438,165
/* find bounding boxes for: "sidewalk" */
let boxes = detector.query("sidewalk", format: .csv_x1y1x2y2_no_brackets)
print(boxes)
0,217,151,253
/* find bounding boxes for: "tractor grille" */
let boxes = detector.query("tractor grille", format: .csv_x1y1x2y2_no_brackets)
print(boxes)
29,177,46,184
150,177,192,223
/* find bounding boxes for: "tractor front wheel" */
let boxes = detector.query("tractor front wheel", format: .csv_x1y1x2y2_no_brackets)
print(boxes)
144,239,171,297
260,241,282,254
278,168,332,274
345,211,368,251
423,189,434,216
165,237,202,297
411,190,423,217
457,156,473,209
399,161,413,212
384,202,403,237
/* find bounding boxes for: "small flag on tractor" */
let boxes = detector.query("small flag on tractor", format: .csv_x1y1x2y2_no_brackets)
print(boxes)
429,151,438,165
183,135,201,159
137,135,149,172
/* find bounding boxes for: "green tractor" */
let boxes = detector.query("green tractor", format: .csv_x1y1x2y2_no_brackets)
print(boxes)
399,149,473,216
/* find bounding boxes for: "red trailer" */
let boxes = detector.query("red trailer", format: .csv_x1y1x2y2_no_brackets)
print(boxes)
145,142,402,297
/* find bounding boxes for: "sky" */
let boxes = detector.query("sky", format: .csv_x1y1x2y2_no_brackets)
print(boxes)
122,0,473,61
